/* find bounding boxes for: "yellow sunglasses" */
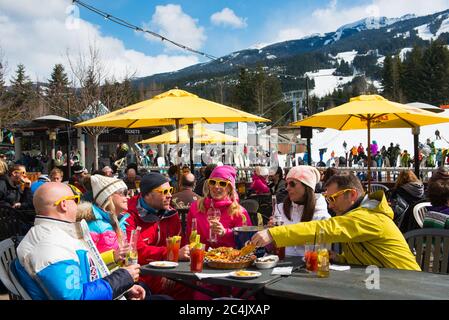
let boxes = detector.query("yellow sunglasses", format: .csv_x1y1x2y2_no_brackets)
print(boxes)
208,179,230,188
153,186,174,195
324,189,354,203
53,194,81,206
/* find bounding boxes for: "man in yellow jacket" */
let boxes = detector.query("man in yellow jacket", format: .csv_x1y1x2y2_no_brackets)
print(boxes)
251,173,420,271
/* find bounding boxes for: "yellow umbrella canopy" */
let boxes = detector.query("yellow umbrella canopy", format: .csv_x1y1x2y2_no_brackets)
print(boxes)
138,124,239,144
291,95,449,189
75,89,269,128
291,95,449,129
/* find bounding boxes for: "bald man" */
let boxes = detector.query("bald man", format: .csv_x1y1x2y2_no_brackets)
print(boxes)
171,173,199,209
12,182,146,300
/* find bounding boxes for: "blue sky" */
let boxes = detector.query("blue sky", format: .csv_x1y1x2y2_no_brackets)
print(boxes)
0,0,447,82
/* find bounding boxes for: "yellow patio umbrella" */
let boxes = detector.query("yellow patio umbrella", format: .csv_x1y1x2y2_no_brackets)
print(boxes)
290,95,449,190
75,89,269,127
75,88,269,170
138,124,239,144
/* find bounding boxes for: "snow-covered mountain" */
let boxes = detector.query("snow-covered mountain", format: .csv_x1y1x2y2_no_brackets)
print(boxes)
134,9,449,91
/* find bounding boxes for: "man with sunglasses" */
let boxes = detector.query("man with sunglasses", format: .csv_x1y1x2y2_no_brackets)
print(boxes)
126,172,192,299
0,164,33,209
12,182,146,300
251,173,420,271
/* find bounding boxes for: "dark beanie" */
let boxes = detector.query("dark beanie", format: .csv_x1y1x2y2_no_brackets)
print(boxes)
140,172,169,195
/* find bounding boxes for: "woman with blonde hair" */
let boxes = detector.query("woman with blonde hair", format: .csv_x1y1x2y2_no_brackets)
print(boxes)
77,174,130,269
186,165,251,249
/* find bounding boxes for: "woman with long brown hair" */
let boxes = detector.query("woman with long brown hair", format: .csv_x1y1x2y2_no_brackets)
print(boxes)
388,169,424,229
270,165,330,257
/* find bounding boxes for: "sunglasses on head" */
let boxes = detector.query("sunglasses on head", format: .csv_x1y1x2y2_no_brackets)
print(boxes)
53,194,81,206
208,178,230,188
324,189,354,203
153,186,174,195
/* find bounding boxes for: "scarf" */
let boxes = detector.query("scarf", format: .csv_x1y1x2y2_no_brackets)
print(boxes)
203,196,233,211
400,182,424,199
137,196,177,223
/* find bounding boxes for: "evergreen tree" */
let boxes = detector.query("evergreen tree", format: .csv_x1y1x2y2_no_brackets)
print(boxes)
334,60,352,76
47,64,70,117
382,55,394,98
420,41,449,106
10,64,33,115
11,64,33,109
400,46,423,102
233,68,256,113
381,55,403,102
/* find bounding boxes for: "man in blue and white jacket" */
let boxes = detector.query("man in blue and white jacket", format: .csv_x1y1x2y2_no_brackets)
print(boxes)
12,182,145,300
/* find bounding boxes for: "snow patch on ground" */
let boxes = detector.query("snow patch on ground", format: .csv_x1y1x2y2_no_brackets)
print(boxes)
394,31,410,38
414,18,449,41
377,56,385,66
414,24,434,40
436,17,449,37
334,50,358,64
399,48,413,61
305,69,354,98
266,54,277,60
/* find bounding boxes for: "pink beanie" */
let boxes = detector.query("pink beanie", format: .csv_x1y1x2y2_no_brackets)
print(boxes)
286,165,320,190
209,165,236,186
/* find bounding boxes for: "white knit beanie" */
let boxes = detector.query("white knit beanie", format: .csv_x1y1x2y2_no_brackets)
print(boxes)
91,174,127,208
286,165,320,191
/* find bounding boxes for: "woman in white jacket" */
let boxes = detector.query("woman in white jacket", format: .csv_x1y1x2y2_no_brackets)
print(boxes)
271,165,330,257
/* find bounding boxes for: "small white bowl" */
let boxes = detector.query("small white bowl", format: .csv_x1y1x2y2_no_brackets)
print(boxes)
255,255,279,269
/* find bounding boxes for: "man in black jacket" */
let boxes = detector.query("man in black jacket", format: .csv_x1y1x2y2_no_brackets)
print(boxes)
0,164,33,209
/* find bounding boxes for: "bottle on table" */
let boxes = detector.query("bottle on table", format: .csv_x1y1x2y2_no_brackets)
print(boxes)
316,227,330,278
271,195,285,260
189,218,198,244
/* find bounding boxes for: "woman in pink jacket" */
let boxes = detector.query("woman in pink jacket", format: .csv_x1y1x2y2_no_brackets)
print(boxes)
186,165,251,249
250,166,270,194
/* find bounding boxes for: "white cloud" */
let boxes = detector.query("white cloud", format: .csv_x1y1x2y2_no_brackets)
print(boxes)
210,8,247,29
143,4,206,51
277,28,306,42
273,0,449,43
0,0,199,84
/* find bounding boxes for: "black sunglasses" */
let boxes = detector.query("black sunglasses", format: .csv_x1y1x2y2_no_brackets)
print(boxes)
287,181,299,188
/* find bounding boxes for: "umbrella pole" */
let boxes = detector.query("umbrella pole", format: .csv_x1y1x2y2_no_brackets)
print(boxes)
367,118,371,192
175,119,181,192
188,124,194,172
413,127,420,179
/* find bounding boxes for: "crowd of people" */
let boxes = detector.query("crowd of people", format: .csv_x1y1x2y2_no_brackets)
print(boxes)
3,148,449,300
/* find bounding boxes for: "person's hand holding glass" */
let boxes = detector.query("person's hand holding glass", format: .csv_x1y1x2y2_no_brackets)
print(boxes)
115,237,130,265
207,207,221,243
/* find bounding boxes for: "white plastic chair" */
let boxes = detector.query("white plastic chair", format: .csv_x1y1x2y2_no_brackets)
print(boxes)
0,238,31,300
369,183,389,193
413,202,431,228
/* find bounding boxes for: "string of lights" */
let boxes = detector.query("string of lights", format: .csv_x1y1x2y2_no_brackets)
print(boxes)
72,0,219,61
72,0,309,80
